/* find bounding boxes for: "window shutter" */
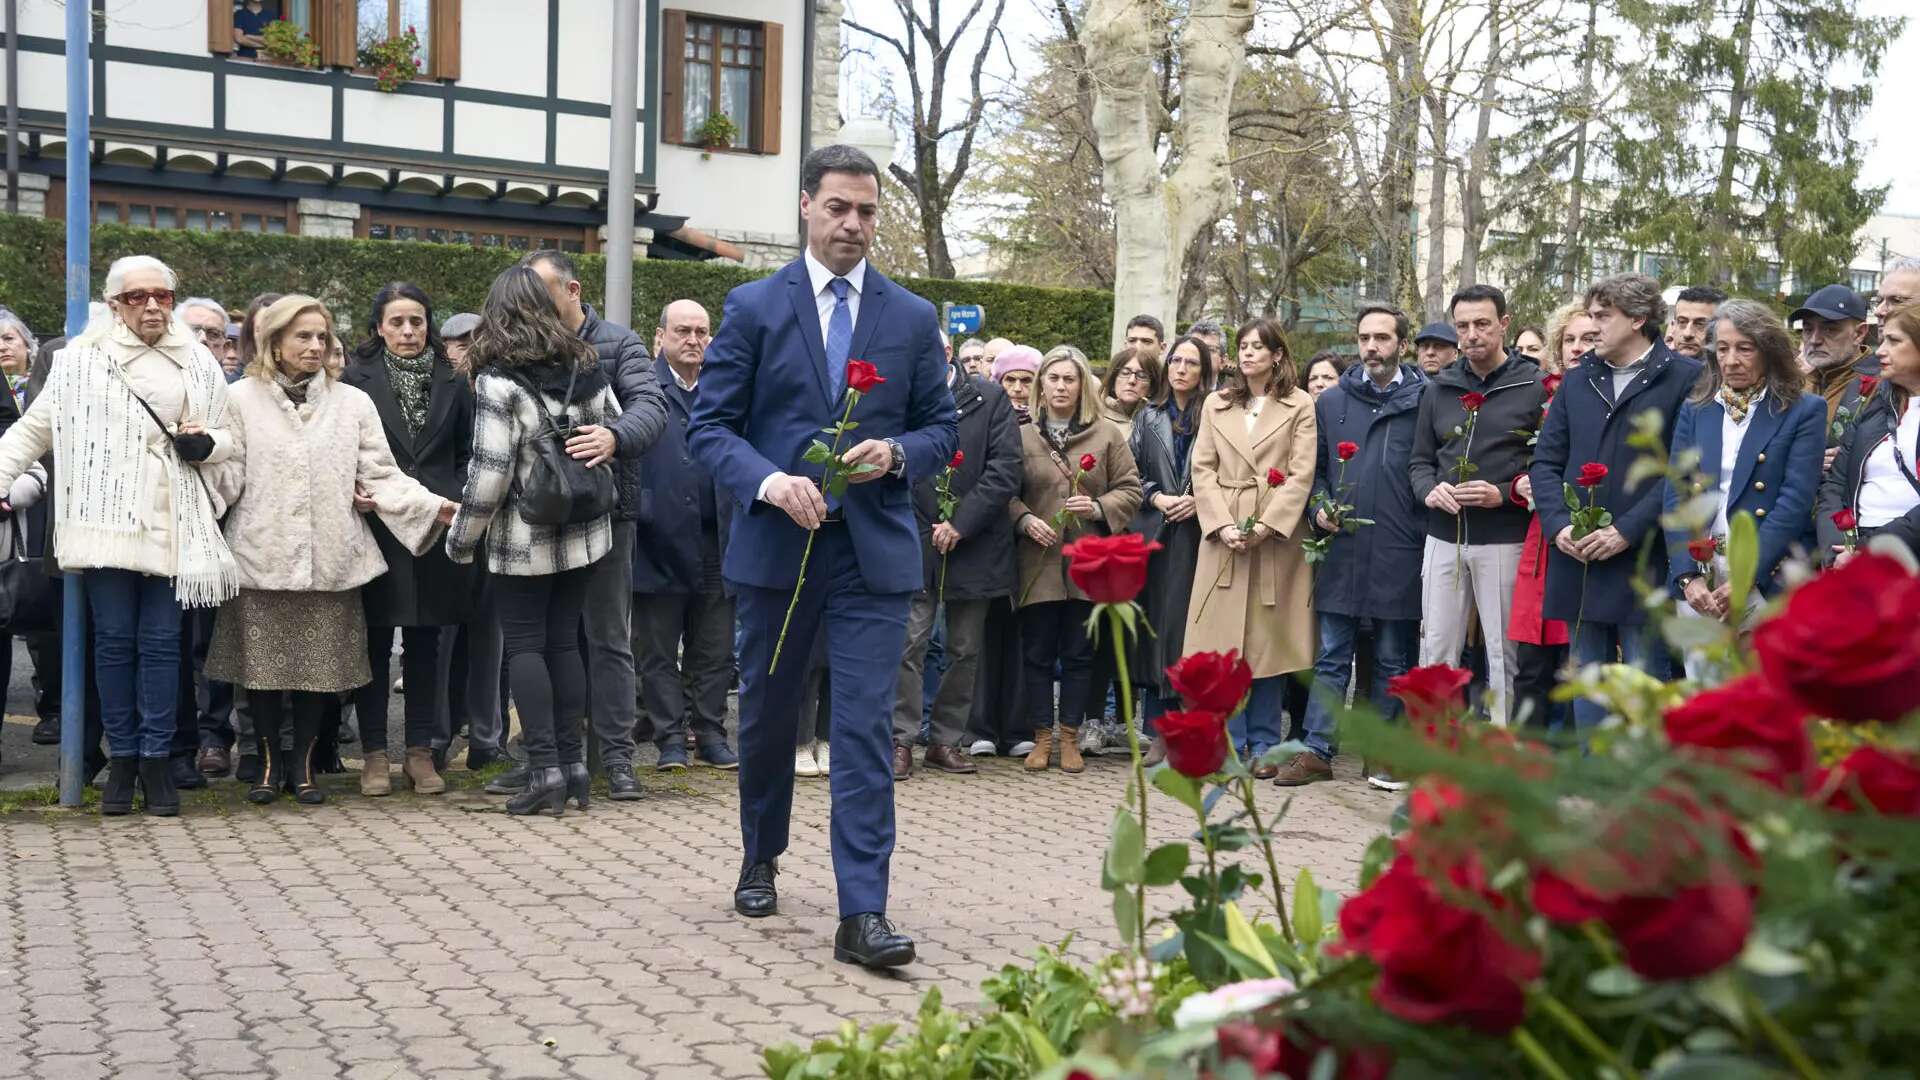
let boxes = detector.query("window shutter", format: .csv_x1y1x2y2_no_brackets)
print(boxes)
757,21,782,155
320,0,359,68
660,9,687,145
207,0,234,53
431,0,461,80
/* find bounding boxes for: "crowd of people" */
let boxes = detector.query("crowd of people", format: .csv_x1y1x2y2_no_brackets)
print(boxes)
1,231,1916,818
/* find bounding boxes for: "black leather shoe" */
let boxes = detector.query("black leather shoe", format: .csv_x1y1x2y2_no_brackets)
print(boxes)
170,754,208,790
735,860,778,918
834,913,915,969
466,744,501,772
485,762,529,794
101,758,139,816
607,762,642,802
505,766,567,816
31,716,60,745
139,758,181,817
564,761,592,811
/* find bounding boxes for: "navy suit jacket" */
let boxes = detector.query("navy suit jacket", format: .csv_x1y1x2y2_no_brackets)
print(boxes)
688,257,959,593
1662,392,1824,595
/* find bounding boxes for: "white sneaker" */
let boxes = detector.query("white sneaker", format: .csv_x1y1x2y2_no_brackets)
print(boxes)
967,739,997,756
794,746,821,778
814,741,832,775
1009,740,1036,757
1078,725,1105,756
1366,768,1407,792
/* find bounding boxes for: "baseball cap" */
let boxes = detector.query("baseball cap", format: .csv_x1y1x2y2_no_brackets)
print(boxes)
1789,285,1868,325
440,312,481,339
1413,321,1458,347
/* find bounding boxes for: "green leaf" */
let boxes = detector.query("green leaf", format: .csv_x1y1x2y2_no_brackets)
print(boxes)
1189,929,1275,983
1292,868,1323,947
1563,483,1580,510
802,440,833,465
1595,509,1614,528
1111,887,1139,945
846,462,882,476
1358,834,1394,888
1143,843,1190,886
1585,966,1647,997
826,474,849,499
1739,938,1807,976
1726,510,1759,626
1105,808,1146,886
1222,902,1281,978
1152,767,1204,812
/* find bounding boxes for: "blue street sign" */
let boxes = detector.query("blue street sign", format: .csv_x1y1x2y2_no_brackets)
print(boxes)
945,304,985,336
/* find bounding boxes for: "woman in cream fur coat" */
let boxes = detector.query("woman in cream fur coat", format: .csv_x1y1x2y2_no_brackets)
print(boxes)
205,294,454,805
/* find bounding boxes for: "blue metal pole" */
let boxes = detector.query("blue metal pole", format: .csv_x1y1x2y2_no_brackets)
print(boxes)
58,0,90,807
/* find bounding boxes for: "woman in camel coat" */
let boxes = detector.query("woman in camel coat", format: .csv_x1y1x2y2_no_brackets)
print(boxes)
1009,346,1141,773
1185,319,1318,777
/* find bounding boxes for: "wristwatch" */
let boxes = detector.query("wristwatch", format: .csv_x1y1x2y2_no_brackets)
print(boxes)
885,438,906,478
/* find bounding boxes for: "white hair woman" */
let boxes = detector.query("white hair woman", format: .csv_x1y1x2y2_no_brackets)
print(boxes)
0,255,239,816
204,295,454,804
0,306,37,413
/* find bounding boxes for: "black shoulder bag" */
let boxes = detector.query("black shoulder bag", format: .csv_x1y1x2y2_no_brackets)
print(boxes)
496,367,616,526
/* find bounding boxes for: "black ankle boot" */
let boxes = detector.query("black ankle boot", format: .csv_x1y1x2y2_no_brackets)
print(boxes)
138,757,179,817
101,758,139,816
505,766,567,816
290,697,326,805
248,711,286,805
563,761,591,811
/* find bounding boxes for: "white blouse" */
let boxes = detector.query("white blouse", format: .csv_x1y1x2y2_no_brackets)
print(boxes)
1858,402,1920,528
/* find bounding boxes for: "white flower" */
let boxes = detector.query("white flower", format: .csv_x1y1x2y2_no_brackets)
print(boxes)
1171,976,1298,1029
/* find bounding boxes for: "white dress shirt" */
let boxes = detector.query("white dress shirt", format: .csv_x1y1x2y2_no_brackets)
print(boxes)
758,251,872,504
1858,402,1920,528
1711,389,1763,541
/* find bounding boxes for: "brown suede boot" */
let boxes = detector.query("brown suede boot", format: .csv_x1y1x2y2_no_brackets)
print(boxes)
359,750,392,796
1024,727,1054,771
403,747,446,794
1058,727,1086,774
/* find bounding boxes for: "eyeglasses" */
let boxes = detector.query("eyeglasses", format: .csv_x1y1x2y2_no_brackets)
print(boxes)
115,289,176,309
192,325,227,342
1114,369,1148,383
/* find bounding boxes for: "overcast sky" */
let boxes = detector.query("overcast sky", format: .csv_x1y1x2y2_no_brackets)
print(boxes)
845,0,1920,221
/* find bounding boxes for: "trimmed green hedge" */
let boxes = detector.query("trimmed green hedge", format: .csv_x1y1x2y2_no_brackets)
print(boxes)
0,215,1114,355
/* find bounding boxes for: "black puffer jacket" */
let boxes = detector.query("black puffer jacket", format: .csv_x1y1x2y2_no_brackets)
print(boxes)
579,304,668,520
912,369,1023,598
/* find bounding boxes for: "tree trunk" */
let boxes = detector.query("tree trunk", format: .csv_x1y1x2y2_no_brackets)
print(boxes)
1457,0,1502,290
1562,0,1598,293
1421,92,1450,318
1708,0,1760,286
1083,0,1254,349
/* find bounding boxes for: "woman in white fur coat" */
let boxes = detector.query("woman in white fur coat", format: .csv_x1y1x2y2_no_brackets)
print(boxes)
204,294,454,805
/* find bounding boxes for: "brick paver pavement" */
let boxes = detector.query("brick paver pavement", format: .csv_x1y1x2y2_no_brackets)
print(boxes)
0,742,1393,1080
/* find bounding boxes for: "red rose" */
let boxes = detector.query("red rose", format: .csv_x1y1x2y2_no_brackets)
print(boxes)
1156,709,1230,778
1166,650,1254,713
1530,797,1756,980
1061,532,1162,604
1386,665,1473,727
1662,673,1813,790
1823,746,1920,816
1753,553,1920,723
1459,392,1487,412
843,359,885,395
1338,854,1540,1033
1079,453,1097,473
1336,440,1359,461
1542,372,1563,399
1266,468,1286,488
1576,461,1609,488
949,451,964,469
1686,536,1718,563
1832,507,1858,532
1214,1022,1285,1073
1217,1021,1393,1080
1860,374,1880,398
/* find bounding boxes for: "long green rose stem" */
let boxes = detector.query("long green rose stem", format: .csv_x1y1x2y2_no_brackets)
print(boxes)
1536,992,1643,1080
1108,608,1148,955
768,392,858,674
1220,740,1292,942
1742,987,1822,1080
1511,1028,1575,1080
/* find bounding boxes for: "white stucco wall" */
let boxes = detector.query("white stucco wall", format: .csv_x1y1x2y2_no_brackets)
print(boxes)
227,76,335,141
459,0,551,97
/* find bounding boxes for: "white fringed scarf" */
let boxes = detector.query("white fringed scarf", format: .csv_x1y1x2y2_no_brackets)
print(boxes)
51,324,240,608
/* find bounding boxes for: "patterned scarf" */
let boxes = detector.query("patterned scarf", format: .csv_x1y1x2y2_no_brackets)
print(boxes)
384,347,436,436
1719,384,1762,424
273,369,317,405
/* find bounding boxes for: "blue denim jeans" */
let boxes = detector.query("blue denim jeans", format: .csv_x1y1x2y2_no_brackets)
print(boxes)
1228,675,1287,759
1571,621,1667,731
86,569,183,759
1302,614,1418,762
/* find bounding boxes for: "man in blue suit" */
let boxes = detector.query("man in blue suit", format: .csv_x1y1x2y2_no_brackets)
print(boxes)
689,145,958,968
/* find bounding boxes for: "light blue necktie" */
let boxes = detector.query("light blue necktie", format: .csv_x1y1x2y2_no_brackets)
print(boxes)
824,277,852,401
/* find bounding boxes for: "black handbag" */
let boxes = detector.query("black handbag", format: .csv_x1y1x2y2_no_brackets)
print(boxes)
0,518,54,634
498,366,616,526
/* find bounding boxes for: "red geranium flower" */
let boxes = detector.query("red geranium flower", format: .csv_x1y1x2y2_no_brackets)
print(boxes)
844,359,885,394
1156,709,1230,778
949,451,964,469
1753,553,1920,723
1079,453,1097,472
1459,392,1487,412
1266,468,1286,488
1662,673,1814,790
1822,746,1920,816
1686,536,1718,563
1832,508,1858,532
1576,462,1609,488
1338,854,1540,1033
1061,532,1161,604
1336,440,1360,461
1386,665,1473,727
1166,650,1254,714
